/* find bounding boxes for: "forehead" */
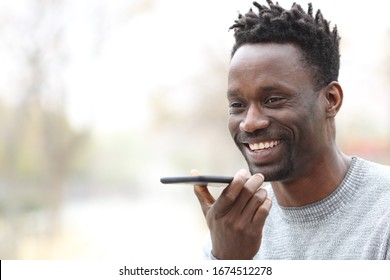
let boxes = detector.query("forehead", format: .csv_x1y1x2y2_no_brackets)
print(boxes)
230,43,305,70
228,43,314,90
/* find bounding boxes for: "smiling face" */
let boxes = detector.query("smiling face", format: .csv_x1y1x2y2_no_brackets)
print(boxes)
228,43,330,182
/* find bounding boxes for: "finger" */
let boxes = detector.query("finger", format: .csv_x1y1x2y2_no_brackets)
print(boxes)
191,169,215,217
252,196,272,225
213,169,249,213
230,173,265,214
240,188,267,220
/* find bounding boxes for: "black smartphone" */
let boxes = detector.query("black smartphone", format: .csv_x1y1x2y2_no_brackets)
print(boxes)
160,175,233,186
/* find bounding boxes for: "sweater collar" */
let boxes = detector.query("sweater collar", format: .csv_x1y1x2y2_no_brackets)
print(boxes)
276,157,365,223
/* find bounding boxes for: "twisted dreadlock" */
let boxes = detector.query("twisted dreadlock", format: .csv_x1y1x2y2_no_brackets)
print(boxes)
229,0,340,89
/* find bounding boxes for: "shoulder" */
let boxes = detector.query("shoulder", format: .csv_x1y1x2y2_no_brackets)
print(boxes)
355,157,390,207
355,157,390,183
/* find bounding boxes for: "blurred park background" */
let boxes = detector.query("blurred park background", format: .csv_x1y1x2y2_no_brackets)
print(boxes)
0,0,389,260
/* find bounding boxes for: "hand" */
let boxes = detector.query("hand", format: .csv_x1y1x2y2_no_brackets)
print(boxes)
193,169,272,260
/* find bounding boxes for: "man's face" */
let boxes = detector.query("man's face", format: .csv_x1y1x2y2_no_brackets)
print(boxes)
228,43,327,182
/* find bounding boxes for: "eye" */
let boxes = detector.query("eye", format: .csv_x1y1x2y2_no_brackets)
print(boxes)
265,97,283,104
230,102,244,108
229,102,246,114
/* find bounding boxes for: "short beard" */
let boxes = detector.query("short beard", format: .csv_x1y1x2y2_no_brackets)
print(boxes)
245,142,295,182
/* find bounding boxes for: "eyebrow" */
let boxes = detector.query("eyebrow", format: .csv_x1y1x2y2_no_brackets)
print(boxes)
227,89,241,98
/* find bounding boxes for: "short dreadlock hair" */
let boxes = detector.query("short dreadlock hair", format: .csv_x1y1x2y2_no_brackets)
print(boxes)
229,0,340,89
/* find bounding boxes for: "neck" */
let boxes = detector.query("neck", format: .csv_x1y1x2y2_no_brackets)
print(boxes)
270,148,352,207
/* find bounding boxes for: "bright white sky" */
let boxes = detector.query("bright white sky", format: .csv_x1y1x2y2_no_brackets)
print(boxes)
66,0,390,134
1,0,389,134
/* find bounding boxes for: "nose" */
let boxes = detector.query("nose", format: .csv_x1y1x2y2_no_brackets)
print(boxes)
239,104,270,132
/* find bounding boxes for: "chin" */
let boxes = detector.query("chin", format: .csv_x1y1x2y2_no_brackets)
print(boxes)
247,159,294,182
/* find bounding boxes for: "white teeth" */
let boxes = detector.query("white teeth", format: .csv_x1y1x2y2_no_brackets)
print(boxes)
259,143,265,149
249,141,280,151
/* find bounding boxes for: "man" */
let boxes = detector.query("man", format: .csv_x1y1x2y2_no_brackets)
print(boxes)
193,0,390,260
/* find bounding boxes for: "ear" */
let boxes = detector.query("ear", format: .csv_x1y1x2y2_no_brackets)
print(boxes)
324,81,343,118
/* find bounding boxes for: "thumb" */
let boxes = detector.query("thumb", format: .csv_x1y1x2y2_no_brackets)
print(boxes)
191,169,215,217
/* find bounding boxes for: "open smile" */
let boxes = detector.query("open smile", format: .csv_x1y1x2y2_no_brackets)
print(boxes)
242,139,283,166
247,140,281,151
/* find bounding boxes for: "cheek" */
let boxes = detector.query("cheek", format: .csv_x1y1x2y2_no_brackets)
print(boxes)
290,110,323,150
303,104,325,134
228,115,241,137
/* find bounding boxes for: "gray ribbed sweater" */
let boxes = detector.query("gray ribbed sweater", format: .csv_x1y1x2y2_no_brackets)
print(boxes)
204,157,390,259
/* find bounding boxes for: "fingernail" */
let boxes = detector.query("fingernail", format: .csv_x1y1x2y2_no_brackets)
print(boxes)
254,173,265,180
190,169,199,175
239,169,248,177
